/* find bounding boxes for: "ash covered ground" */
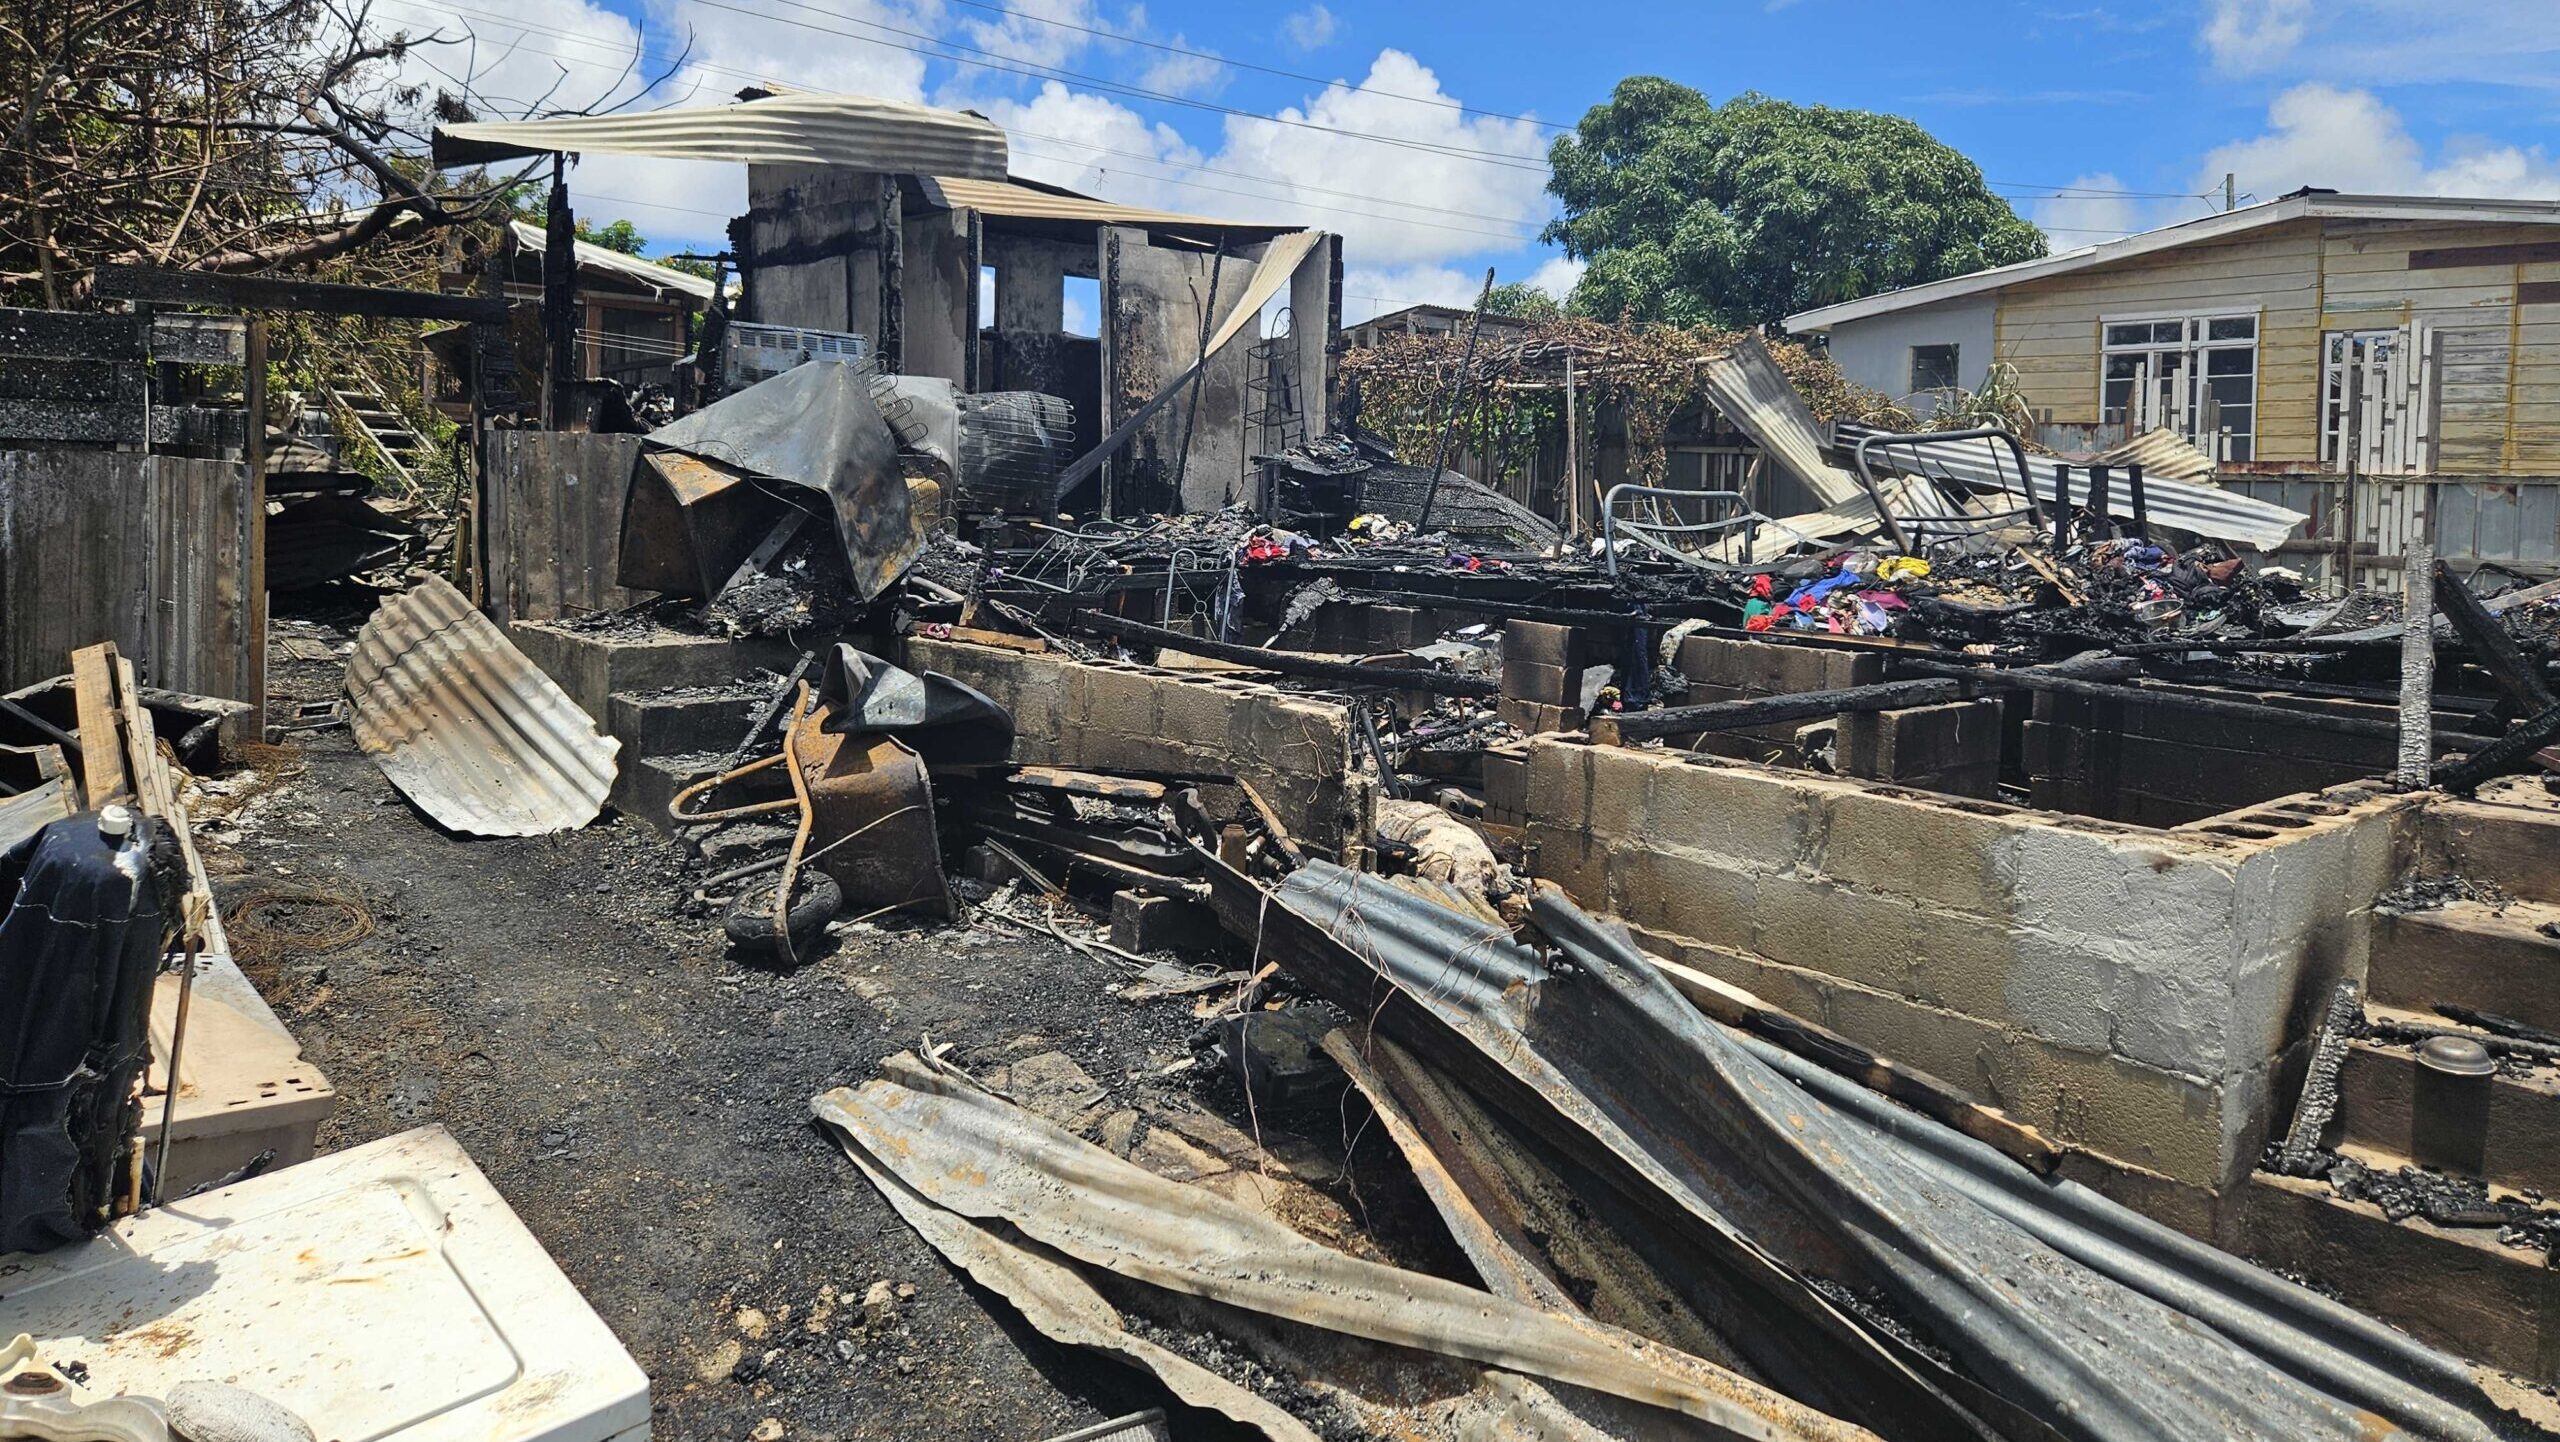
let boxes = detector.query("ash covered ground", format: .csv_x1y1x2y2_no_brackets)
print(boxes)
201,625,1450,1442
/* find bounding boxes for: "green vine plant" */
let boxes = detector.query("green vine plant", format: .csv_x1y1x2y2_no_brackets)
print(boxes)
1340,316,1899,490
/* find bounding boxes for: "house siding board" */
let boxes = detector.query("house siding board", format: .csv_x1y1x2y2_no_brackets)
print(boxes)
1994,219,2323,460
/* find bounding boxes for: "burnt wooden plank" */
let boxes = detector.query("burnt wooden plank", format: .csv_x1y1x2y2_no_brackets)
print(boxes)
0,399,144,444
0,308,144,362
146,313,250,365
2409,241,2560,271
0,357,121,402
2519,280,2560,307
92,264,509,323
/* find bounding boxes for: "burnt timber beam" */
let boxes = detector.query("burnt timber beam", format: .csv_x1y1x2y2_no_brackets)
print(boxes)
93,264,509,324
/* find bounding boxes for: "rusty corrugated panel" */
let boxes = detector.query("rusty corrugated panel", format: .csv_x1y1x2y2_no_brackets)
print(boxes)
2099,427,2218,485
433,93,1008,180
344,577,618,836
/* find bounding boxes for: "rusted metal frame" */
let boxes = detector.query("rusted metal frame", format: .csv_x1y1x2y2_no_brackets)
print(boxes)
1070,608,1499,698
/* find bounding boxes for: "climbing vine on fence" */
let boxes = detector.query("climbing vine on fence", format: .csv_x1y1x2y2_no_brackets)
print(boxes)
1339,317,1903,488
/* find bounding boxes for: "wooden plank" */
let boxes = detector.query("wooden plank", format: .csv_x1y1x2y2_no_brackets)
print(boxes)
2410,241,2560,271
2519,281,2560,307
146,313,249,365
0,307,144,361
69,642,129,806
0,357,121,402
243,318,267,733
91,264,509,324
0,398,144,444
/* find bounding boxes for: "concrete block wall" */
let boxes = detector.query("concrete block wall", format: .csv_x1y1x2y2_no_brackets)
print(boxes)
1674,633,2001,791
2026,686,2396,826
1526,736,2412,1189
907,635,1372,858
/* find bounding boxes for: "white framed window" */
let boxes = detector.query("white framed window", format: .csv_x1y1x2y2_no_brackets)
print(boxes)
2100,311,2258,462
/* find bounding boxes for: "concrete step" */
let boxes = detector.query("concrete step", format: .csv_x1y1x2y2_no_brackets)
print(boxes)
2370,898,2560,1034
607,686,761,759
2335,1011,2560,1196
613,749,728,830
2418,793,2560,906
2233,1169,2560,1383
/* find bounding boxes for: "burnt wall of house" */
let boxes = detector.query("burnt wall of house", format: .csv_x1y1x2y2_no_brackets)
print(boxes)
741,164,884,339
1102,225,1255,514
901,205,974,386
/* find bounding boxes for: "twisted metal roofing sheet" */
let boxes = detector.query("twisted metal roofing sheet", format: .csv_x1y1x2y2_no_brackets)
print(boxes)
433,92,1008,180
344,578,619,836
1834,422,2307,550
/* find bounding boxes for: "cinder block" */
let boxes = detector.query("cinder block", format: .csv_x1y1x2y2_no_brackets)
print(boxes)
1158,677,1239,751
1814,786,2018,916
1084,664,1166,737
1482,745,1529,817
1582,743,1655,840
1753,872,1921,996
1837,700,2002,782
1500,698,1579,735
1110,890,1227,954
1607,844,1760,954
1505,619,1584,669
1644,755,1827,867
1623,921,1836,1023
1529,826,1609,908
1505,659,1579,705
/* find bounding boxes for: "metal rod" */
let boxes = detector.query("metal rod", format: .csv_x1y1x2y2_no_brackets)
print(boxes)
151,934,200,1205
1414,268,1497,533
1071,609,1499,697
2052,463,2072,552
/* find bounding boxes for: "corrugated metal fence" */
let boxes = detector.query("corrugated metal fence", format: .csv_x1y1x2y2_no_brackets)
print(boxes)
2220,474,2560,589
483,430,652,622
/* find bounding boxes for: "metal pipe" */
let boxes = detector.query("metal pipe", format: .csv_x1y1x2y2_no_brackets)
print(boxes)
1414,268,1497,533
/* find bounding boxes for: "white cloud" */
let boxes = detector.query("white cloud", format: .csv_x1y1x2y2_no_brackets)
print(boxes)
1137,40,1226,98
970,51,1550,271
1341,264,1483,323
2198,83,2560,200
1281,5,1337,50
956,0,1099,71
1527,253,1584,301
2027,172,2154,249
2200,0,2312,72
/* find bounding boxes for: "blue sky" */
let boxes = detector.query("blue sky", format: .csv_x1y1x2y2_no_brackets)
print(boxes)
382,0,2560,322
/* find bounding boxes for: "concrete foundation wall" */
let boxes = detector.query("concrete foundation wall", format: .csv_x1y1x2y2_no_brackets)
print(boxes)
1526,736,2411,1188
2026,685,2398,826
1672,634,2001,793
908,636,1372,859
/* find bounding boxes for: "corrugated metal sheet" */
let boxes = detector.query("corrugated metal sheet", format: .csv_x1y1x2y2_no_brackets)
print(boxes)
507,221,716,302
928,176,1254,230
434,92,1009,180
344,577,618,836
1835,423,2308,550
1263,862,2521,1442
482,432,652,623
815,1052,1876,1442
1696,335,1863,506
2099,427,2218,484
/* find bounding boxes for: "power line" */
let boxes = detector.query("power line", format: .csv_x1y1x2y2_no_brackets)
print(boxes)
388,1,1557,237
687,0,1553,172
927,0,1574,134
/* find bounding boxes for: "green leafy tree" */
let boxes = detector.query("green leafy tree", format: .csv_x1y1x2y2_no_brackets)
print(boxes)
577,217,647,254
1482,280,1563,321
1544,79,2045,329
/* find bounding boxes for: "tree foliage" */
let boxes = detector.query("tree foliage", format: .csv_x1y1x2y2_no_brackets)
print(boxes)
1481,280,1562,322
0,0,664,306
1543,78,2045,330
576,217,647,254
